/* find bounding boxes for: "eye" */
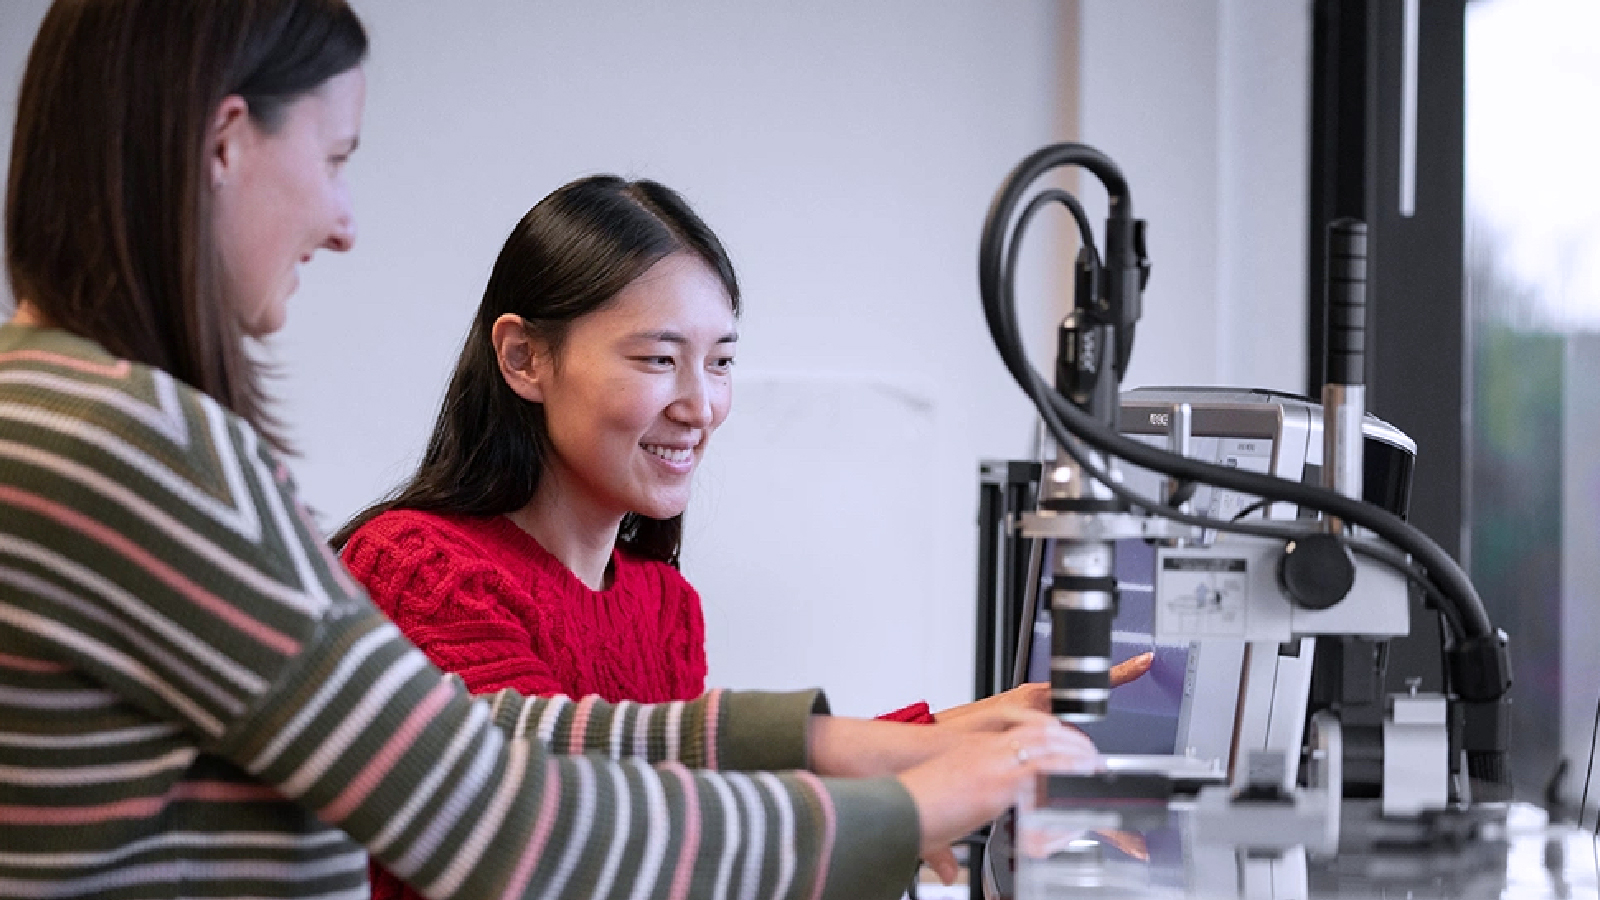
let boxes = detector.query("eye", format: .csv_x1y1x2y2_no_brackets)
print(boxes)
710,355,736,373
632,355,675,369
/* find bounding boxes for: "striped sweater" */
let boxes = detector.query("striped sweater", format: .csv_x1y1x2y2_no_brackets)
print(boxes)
0,324,919,900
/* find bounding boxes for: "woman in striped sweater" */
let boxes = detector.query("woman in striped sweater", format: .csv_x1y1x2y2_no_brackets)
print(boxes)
0,2,1095,899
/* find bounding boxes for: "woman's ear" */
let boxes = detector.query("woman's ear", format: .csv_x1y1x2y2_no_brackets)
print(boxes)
491,314,546,403
208,95,252,190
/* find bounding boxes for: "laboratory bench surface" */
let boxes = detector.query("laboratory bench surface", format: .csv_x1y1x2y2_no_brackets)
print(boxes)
988,800,1600,899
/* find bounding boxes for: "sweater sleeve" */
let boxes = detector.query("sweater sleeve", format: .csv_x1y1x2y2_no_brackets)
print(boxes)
342,516,566,697
876,701,937,724
250,614,922,900
0,349,921,900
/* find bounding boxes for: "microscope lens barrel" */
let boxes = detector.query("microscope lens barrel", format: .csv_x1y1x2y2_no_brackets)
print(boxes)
1050,572,1115,721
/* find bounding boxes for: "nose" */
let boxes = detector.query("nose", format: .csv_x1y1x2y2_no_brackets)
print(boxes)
669,370,715,429
324,211,356,253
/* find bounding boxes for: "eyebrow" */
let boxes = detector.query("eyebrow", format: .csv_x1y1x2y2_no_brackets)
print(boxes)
628,330,739,345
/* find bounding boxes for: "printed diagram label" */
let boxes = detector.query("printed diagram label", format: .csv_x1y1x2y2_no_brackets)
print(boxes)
1157,556,1248,637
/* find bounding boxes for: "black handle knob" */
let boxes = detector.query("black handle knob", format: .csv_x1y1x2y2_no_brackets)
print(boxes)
1279,533,1355,610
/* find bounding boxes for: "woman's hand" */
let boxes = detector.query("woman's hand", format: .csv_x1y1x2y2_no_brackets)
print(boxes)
934,651,1155,725
898,719,1098,882
806,711,1099,884
807,705,1081,778
1110,650,1155,687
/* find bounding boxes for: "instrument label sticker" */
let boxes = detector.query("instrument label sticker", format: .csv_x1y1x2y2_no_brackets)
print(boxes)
1156,555,1249,638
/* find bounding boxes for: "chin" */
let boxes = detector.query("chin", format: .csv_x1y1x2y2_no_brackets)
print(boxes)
252,308,288,337
634,501,689,521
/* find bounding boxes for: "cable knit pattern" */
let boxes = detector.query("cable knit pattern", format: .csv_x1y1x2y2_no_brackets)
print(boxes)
342,510,708,704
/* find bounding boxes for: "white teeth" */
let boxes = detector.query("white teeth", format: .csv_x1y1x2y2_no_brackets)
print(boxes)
644,444,692,464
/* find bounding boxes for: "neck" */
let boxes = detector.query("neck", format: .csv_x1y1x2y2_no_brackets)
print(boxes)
9,301,44,327
508,484,625,592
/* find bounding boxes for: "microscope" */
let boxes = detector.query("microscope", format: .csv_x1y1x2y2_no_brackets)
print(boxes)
973,143,1515,898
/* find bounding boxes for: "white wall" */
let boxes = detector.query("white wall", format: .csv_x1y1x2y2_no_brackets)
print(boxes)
1,1,1311,718
1079,0,1309,394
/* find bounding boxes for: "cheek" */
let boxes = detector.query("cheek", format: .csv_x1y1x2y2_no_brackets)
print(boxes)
578,392,654,449
610,388,660,434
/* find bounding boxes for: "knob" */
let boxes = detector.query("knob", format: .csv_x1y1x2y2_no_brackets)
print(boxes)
1279,533,1356,610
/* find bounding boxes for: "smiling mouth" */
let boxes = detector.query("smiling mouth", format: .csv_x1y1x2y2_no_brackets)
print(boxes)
642,444,693,465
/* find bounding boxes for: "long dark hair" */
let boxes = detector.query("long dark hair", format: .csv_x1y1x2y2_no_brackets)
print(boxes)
332,176,740,565
5,0,368,452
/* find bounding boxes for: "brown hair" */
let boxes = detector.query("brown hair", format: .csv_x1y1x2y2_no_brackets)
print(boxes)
5,0,368,451
332,176,740,566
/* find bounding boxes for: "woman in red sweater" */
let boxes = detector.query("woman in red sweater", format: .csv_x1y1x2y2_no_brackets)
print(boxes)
334,176,758,707
334,176,1144,899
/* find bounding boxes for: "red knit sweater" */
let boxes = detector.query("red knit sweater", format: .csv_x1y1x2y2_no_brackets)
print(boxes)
342,509,708,703
341,509,934,900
